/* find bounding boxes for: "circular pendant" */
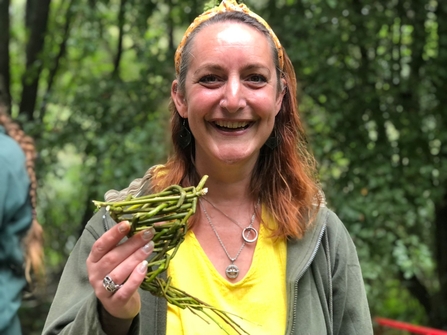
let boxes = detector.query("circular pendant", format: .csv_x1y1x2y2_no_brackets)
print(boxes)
242,227,258,243
225,264,239,279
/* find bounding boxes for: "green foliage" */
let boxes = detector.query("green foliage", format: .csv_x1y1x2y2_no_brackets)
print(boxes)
203,0,219,10
5,0,446,332
10,0,178,276
267,0,446,327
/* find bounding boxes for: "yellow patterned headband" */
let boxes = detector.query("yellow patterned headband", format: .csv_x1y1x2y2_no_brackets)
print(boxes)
174,0,284,74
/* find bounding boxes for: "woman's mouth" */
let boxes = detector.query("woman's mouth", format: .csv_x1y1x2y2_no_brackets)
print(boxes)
213,120,251,131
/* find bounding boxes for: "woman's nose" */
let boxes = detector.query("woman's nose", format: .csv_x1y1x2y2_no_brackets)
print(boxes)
220,77,246,113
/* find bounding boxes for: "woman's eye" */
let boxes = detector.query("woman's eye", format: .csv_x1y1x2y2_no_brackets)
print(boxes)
248,74,267,83
199,75,220,84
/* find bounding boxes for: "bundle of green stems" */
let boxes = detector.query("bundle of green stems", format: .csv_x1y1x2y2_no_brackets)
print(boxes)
93,175,248,335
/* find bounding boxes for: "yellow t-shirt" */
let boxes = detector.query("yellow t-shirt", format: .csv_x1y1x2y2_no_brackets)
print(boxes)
166,207,287,335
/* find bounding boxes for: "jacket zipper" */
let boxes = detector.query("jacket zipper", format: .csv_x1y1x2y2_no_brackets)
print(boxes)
289,224,327,335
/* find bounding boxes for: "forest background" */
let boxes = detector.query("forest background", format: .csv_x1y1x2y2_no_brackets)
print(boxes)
0,0,446,334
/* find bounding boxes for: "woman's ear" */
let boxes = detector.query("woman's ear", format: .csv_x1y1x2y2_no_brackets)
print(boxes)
171,80,188,117
275,78,287,115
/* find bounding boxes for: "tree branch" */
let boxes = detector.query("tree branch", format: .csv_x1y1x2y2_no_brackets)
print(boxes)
39,0,76,120
112,0,127,78
167,0,174,54
19,0,51,121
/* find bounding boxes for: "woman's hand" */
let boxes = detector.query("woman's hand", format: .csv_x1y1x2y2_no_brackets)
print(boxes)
86,220,155,319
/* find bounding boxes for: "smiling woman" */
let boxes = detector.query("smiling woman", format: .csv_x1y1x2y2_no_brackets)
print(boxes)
171,21,284,167
43,1,374,335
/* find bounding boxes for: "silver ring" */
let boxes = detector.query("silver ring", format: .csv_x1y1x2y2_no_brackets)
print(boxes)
102,275,122,293
242,227,258,243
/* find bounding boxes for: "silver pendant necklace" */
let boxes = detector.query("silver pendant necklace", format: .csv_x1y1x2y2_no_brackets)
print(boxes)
200,199,258,279
201,197,259,243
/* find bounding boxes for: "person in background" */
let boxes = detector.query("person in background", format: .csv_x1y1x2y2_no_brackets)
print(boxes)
43,1,373,334
0,106,44,335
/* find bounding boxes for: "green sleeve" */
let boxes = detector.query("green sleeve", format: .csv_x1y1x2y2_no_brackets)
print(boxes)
326,211,374,335
42,209,142,335
42,209,109,335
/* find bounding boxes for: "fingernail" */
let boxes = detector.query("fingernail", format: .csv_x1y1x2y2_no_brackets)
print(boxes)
142,227,155,241
142,241,154,254
118,221,131,234
138,260,148,274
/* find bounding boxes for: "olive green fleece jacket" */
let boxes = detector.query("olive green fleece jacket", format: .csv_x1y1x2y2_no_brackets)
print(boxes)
43,206,373,335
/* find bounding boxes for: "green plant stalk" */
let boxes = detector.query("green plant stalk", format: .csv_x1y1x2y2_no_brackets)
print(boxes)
93,175,249,335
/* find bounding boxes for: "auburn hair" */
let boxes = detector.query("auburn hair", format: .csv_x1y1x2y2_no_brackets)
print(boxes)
152,12,322,239
0,106,44,282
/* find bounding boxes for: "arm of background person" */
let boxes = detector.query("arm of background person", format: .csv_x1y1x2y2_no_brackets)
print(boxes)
0,138,32,333
0,141,32,265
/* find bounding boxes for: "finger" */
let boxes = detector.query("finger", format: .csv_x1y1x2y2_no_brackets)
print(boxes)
99,260,149,319
102,240,154,292
113,260,149,299
87,227,155,292
96,228,155,270
88,220,132,263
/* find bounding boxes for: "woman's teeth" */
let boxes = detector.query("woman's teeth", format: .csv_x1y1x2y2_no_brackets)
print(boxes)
214,121,249,130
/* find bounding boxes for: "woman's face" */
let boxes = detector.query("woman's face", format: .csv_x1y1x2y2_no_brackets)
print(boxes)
172,22,285,168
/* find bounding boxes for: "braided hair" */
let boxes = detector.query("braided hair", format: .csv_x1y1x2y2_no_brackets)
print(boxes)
0,106,44,283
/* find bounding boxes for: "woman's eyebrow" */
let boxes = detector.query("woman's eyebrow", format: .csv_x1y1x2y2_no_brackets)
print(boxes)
193,64,225,75
193,63,271,75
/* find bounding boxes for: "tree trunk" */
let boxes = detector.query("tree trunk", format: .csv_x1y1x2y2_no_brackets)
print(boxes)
19,0,51,121
78,186,98,238
39,0,76,120
0,0,11,107
112,0,127,78
431,0,447,329
433,191,447,328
